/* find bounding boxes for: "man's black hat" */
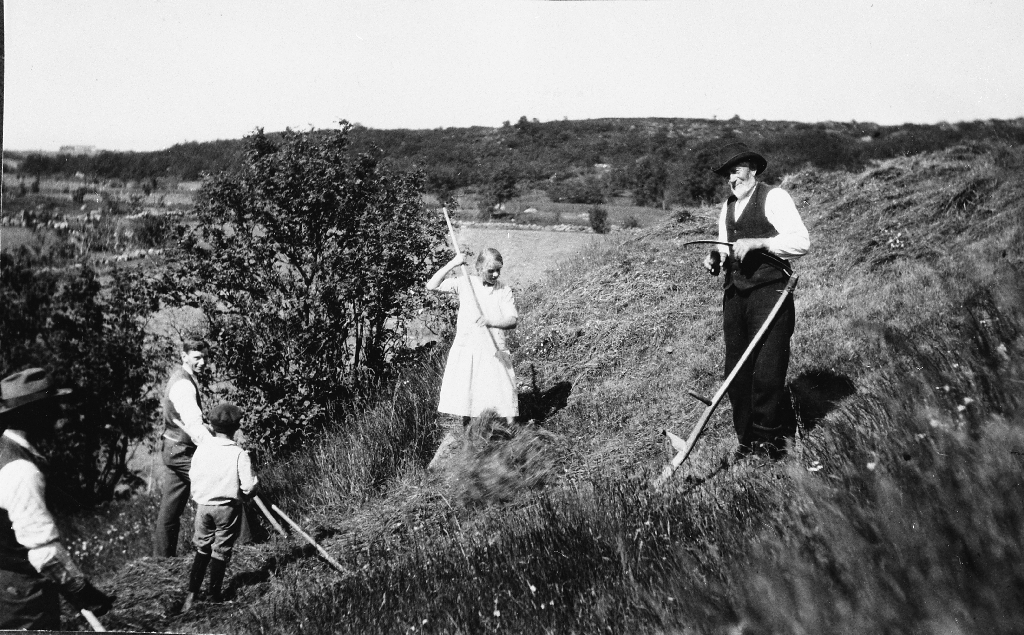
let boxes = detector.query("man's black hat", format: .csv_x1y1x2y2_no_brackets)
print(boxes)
711,142,768,177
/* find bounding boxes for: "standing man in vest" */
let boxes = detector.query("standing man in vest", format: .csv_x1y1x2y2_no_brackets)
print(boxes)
703,143,810,457
153,340,213,557
1,368,114,629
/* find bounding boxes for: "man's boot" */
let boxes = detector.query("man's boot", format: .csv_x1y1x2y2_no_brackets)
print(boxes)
181,550,211,613
207,556,230,602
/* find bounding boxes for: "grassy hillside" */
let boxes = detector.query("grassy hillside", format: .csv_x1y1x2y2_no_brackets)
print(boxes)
85,142,1024,633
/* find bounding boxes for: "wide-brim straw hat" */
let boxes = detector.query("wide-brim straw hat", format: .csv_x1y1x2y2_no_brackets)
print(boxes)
0,368,72,413
711,142,768,177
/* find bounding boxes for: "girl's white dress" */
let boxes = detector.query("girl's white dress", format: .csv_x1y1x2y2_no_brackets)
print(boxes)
436,275,518,419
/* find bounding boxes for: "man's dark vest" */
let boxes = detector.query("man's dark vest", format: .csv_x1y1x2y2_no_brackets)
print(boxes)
0,436,44,576
161,367,202,448
724,182,792,291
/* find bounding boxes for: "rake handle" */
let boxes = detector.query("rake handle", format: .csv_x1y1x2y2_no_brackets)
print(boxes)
441,207,515,388
81,609,106,631
253,495,287,537
270,503,348,575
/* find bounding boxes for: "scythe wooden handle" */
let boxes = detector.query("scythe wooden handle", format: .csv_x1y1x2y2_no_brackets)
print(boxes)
655,274,799,487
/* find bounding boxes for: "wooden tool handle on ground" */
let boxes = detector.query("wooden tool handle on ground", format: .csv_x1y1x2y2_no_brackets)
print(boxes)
270,503,348,575
253,495,287,537
81,609,106,631
655,275,800,487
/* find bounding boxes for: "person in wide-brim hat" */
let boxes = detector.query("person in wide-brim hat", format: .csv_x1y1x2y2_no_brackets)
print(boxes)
1,368,115,630
0,367,72,414
711,142,769,177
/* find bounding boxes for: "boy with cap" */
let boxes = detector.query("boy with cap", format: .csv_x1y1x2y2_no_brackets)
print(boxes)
181,402,258,613
0,368,114,629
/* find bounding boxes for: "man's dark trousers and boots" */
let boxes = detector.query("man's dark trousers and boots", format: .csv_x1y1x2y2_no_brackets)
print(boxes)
153,439,195,556
724,278,795,454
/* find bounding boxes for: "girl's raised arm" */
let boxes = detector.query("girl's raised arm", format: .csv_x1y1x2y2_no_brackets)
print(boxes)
426,253,467,291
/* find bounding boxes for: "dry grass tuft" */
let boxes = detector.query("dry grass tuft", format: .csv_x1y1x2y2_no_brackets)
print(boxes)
456,409,559,506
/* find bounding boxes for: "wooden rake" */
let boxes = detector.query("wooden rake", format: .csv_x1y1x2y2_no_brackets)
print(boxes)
251,494,349,575
654,274,799,487
441,207,516,391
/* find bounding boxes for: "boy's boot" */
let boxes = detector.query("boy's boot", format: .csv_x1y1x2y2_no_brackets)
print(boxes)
182,550,211,613
207,555,230,602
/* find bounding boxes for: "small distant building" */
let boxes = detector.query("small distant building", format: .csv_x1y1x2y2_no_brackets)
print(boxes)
59,145,98,156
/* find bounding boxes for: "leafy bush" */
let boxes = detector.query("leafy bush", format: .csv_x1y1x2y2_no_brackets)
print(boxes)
477,166,520,218
132,213,175,248
170,124,448,457
588,205,609,234
0,248,160,507
624,155,669,208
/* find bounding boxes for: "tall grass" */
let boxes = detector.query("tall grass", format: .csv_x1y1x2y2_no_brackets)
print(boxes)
255,344,449,522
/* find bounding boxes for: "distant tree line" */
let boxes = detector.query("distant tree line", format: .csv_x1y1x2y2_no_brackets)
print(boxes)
7,117,1024,208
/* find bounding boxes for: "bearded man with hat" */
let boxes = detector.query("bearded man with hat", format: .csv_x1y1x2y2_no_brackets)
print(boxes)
0,368,115,629
702,142,810,457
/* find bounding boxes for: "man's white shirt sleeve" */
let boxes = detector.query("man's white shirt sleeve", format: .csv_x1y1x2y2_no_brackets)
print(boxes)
0,459,64,572
763,188,810,259
167,378,212,444
717,188,810,260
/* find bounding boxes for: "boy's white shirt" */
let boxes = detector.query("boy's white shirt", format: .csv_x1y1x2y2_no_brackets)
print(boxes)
189,436,258,506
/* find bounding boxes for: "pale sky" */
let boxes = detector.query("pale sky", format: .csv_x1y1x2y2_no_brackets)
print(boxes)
4,0,1023,152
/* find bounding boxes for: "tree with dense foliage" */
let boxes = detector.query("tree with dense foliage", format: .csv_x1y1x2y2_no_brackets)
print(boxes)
477,165,520,219
171,124,448,456
626,154,670,208
0,248,160,507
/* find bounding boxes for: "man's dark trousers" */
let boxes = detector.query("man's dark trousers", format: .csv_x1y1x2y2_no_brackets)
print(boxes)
723,277,795,446
153,439,194,557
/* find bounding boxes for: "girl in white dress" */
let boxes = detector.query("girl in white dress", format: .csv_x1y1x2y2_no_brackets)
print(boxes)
426,248,518,424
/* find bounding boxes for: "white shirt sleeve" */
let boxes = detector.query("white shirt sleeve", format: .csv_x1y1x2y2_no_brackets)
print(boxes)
763,188,810,259
499,286,518,320
0,460,63,572
238,450,259,496
168,379,212,444
716,202,730,256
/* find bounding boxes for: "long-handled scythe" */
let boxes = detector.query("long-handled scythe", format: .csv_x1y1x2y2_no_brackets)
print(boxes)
654,241,799,487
